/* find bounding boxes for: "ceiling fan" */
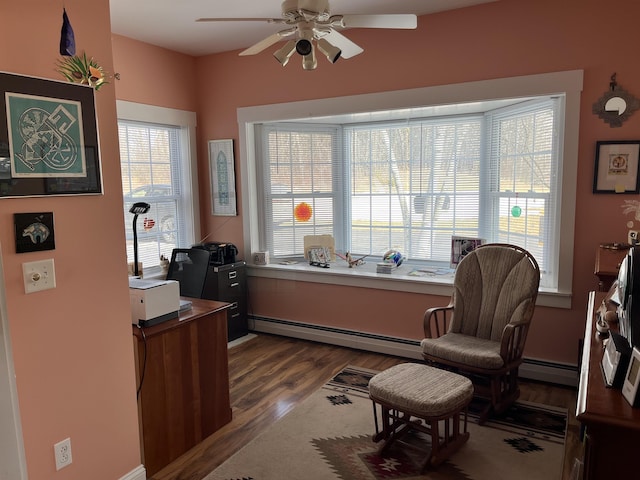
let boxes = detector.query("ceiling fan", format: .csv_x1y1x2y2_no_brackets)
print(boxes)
197,0,417,70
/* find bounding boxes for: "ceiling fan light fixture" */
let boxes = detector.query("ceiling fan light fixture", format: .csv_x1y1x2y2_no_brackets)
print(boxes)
273,40,297,66
295,38,313,56
316,37,341,63
302,46,317,70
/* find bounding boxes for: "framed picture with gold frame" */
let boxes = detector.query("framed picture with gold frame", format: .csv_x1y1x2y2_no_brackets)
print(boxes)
593,140,640,194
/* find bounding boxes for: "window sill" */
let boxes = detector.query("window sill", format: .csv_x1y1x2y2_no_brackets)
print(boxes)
247,261,571,309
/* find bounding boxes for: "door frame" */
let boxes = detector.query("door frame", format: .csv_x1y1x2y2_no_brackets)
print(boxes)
0,242,27,479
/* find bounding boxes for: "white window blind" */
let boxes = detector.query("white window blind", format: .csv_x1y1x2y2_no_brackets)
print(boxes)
484,98,560,288
258,124,341,256
345,116,482,262
119,120,185,273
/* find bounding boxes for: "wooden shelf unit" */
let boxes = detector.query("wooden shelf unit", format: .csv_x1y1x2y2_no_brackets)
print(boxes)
577,291,640,479
594,246,629,291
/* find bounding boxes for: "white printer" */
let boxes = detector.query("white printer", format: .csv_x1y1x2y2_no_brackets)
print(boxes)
129,278,180,327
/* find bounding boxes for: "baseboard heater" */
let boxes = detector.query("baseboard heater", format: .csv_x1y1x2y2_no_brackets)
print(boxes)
249,315,578,387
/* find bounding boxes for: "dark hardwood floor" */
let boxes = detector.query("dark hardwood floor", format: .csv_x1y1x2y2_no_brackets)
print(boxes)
148,333,581,480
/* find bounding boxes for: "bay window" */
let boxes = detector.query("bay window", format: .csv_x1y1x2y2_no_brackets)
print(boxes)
239,71,583,306
257,98,560,289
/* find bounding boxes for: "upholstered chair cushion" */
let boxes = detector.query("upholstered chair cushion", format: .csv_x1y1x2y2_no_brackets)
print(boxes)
421,333,504,369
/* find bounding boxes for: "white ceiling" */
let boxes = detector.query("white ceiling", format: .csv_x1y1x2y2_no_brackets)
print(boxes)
109,0,497,57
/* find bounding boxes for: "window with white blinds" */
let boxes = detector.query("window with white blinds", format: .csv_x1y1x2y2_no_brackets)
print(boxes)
256,96,561,288
258,124,341,257
345,116,483,263
484,99,560,288
119,119,192,274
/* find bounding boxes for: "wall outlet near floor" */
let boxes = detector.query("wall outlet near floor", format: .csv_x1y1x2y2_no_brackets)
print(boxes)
54,437,72,470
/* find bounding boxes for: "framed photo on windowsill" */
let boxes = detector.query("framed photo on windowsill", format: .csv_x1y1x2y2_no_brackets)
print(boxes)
209,139,237,216
593,140,640,194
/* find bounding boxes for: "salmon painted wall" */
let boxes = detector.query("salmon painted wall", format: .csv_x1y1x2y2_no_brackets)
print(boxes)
111,34,198,112
1,1,141,479
111,0,640,368
191,0,640,366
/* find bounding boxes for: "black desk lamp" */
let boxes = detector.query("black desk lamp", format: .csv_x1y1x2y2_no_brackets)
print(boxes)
129,202,151,277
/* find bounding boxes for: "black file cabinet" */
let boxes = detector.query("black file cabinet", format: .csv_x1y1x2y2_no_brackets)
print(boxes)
201,261,248,341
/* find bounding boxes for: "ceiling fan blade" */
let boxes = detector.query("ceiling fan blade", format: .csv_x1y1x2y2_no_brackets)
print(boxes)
196,17,285,24
323,30,363,59
338,14,417,29
240,29,295,56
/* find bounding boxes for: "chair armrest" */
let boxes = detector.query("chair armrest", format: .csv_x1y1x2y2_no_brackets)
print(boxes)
499,298,536,364
499,320,531,364
423,304,454,339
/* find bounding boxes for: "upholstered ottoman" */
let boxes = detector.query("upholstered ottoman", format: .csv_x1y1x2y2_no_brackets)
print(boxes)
369,363,474,471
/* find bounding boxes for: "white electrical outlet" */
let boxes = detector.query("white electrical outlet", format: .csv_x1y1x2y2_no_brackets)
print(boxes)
54,437,72,470
22,259,56,294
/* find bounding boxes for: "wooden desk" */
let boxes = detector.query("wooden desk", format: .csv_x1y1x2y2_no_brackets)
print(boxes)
132,298,232,477
577,292,640,479
594,246,628,291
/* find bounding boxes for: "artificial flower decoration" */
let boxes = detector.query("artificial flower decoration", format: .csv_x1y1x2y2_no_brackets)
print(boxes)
56,51,108,90
622,200,640,221
294,202,313,222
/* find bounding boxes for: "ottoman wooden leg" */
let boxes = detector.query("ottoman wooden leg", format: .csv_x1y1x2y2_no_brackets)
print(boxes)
372,403,416,454
426,410,470,470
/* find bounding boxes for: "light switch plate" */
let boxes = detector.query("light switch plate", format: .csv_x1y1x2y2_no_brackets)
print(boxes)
23,259,56,294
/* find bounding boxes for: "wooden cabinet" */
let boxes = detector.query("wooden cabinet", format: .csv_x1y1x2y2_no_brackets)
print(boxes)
577,292,640,479
132,298,232,477
594,245,629,291
202,261,248,341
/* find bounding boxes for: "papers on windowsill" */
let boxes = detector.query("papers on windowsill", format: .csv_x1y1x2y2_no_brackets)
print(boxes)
408,267,455,277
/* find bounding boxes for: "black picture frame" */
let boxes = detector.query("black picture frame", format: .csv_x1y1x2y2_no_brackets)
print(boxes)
0,71,102,198
593,140,640,194
14,212,55,253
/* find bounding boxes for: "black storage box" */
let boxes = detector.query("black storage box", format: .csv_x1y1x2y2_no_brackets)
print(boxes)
192,242,238,265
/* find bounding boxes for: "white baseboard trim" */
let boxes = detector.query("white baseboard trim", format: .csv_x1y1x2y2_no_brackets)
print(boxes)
119,464,146,480
251,317,578,387
228,333,258,349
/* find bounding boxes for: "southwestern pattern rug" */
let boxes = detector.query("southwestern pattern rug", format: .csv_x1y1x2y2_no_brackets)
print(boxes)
205,365,567,480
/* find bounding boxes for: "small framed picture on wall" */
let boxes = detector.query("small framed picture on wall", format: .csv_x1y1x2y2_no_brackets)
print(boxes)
14,212,55,253
593,140,640,194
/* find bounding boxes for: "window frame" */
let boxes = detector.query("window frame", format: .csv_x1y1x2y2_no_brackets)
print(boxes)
116,100,200,276
238,71,583,308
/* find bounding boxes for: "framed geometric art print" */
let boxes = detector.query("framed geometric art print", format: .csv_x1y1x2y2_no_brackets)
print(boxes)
0,71,102,198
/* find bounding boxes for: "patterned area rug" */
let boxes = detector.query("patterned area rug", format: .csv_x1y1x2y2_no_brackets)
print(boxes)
205,365,567,480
